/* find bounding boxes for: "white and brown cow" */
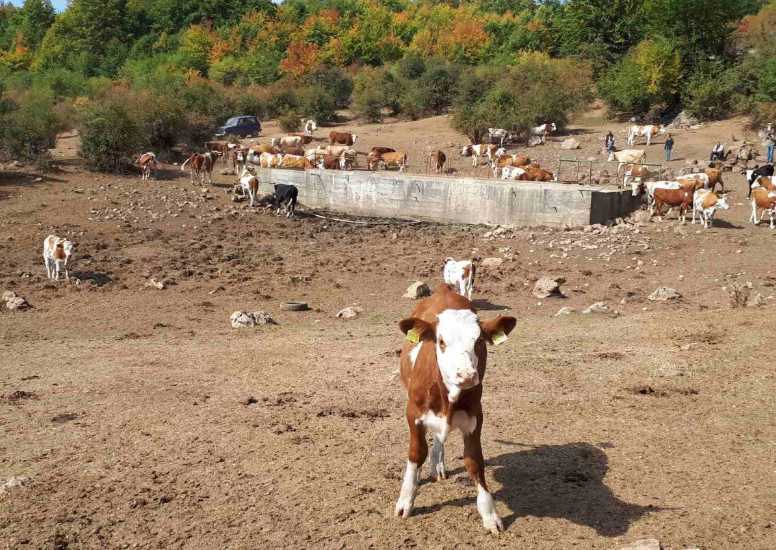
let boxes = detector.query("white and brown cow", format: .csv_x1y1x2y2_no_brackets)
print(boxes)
206,141,237,165
181,151,222,184
43,235,74,281
533,122,557,144
627,125,665,146
622,164,651,190
461,144,498,167
608,149,647,171
396,284,516,534
271,135,304,149
443,258,475,300
692,189,729,228
304,120,317,137
138,152,157,180
501,165,528,180
379,152,407,172
236,166,260,206
751,187,776,228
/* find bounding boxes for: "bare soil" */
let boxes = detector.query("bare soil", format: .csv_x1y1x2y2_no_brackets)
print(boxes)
1,114,775,550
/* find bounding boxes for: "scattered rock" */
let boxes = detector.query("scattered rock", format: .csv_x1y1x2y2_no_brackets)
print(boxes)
230,311,277,328
243,396,258,405
747,293,763,308
251,311,277,325
648,287,682,302
533,276,566,299
680,342,699,351
403,281,431,299
615,539,662,550
2,291,31,311
560,138,580,150
727,282,751,308
0,476,29,496
583,302,620,318
336,306,363,319
481,257,504,268
555,307,574,316
144,278,165,290
632,210,651,224
209,286,226,295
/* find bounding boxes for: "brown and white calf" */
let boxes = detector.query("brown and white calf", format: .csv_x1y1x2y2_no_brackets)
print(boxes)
627,125,665,146
329,131,357,146
237,166,260,206
372,146,395,156
379,152,407,172
652,187,693,221
206,141,237,165
396,284,516,534
693,189,729,228
304,120,317,137
250,143,280,155
443,258,475,300
524,166,554,181
271,135,305,149
181,151,222,184
232,147,249,174
501,166,528,180
491,155,530,178
433,150,447,174
623,164,651,190
280,154,314,169
461,144,497,167
317,154,351,170
43,235,74,281
532,122,556,144
139,152,157,180
751,186,776,228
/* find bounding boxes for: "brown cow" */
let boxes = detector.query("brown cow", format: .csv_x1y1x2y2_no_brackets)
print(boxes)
491,155,530,178
138,152,157,180
705,168,724,193
366,151,380,171
280,154,314,169
280,145,305,156
524,166,554,182
750,186,776,228
433,150,447,174
329,131,357,146
692,189,729,228
317,154,352,170
395,284,516,534
181,151,222,184
653,187,693,221
206,141,236,165
372,147,396,156
379,151,407,172
250,143,280,155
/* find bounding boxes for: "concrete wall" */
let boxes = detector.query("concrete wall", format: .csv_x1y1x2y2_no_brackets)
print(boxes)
254,168,639,227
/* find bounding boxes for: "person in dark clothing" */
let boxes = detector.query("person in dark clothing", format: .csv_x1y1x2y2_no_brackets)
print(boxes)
605,131,615,152
710,141,725,161
664,134,675,161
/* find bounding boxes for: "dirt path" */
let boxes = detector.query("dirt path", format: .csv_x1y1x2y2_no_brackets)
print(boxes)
1,115,775,550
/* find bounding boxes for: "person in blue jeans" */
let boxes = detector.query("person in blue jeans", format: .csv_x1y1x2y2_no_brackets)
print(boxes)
664,133,674,161
764,132,775,163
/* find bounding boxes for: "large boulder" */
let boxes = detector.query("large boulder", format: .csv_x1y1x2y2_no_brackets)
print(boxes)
560,138,580,150
648,287,682,302
230,311,277,328
533,276,566,299
404,282,431,299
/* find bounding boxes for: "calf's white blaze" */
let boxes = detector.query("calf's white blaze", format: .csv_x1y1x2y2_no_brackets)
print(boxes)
409,342,423,368
435,308,481,402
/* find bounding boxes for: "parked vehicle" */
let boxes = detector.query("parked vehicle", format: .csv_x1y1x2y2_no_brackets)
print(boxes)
215,116,261,139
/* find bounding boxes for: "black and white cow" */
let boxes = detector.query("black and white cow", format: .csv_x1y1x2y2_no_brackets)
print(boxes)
274,184,298,218
747,164,775,198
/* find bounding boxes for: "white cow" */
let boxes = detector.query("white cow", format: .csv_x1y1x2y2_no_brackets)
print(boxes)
692,189,729,228
533,123,556,144
304,120,317,137
627,125,665,146
608,149,647,172
501,166,528,180
443,257,475,300
237,166,260,206
43,235,74,281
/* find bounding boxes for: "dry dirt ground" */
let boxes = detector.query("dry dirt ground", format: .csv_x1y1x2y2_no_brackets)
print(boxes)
1,114,776,550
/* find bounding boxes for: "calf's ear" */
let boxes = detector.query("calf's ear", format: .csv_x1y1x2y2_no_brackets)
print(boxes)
480,316,517,345
399,318,436,343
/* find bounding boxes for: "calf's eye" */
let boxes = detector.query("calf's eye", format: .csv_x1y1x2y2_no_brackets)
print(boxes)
438,339,446,352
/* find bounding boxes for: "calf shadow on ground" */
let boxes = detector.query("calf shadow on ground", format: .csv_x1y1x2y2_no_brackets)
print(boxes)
414,442,658,537
71,271,112,286
472,299,512,312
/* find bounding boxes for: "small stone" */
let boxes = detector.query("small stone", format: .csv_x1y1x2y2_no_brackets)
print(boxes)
615,539,662,550
533,276,566,299
230,311,255,328
560,138,580,150
250,311,277,325
209,286,226,295
0,476,29,496
144,278,165,290
632,210,650,224
555,307,574,316
403,281,431,299
680,342,699,351
481,257,504,268
648,287,682,302
747,293,763,308
582,302,619,317
336,306,363,319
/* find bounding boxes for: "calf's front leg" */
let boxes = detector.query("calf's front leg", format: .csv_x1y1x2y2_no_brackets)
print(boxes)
395,419,427,519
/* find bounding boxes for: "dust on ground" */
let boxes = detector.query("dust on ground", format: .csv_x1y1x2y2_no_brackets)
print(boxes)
1,114,775,550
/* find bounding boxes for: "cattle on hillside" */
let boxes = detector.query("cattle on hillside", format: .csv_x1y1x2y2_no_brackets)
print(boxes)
751,186,776,228
627,125,665,146
329,131,357,146
138,152,157,180
461,144,497,167
43,235,74,281
693,189,729,228
181,151,222,184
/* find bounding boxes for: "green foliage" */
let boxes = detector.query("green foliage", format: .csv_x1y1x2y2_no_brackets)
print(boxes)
78,97,140,172
295,85,336,123
0,91,60,166
278,110,302,132
683,64,740,120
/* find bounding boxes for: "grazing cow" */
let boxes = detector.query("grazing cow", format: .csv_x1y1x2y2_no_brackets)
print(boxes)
271,135,305,149
181,151,222,184
501,166,528,180
492,155,531,177
372,147,395,156
250,144,279,155
676,172,710,189
524,166,554,182
317,154,352,170
281,154,314,169
280,145,305,157
487,128,517,147
627,125,665,146
751,187,776,228
138,152,157,180
237,166,260,206
693,189,729,228
206,141,237,165
43,235,74,281
533,123,557,144
460,144,498,167
395,284,516,533
608,149,647,169
704,168,724,193
433,151,447,174
288,133,314,145
622,164,651,190
379,152,408,172
326,145,357,159
274,184,298,217
747,164,775,197
304,120,317,137
329,131,357,146
443,258,476,300
652,187,693,221
645,180,681,213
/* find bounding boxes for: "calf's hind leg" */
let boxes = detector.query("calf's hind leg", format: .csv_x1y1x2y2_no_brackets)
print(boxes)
463,419,503,535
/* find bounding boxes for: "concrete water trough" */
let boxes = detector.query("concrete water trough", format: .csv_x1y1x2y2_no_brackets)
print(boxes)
252,168,640,227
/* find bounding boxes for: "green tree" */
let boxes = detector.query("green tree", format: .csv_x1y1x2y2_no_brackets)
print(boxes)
559,0,646,60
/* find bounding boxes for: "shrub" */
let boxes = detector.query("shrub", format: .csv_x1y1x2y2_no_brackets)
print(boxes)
278,110,302,132
78,97,140,173
0,92,60,167
127,90,187,161
683,67,738,121
295,85,336,123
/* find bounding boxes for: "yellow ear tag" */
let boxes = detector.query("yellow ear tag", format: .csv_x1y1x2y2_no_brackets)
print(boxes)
492,331,508,346
406,329,420,344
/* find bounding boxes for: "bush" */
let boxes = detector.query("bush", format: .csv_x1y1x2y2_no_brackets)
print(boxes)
295,85,336,123
78,97,140,173
0,92,60,166
278,110,302,132
127,90,187,161
683,67,738,121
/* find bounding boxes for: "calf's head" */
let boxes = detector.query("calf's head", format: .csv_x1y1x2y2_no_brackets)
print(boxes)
716,194,730,210
399,311,516,391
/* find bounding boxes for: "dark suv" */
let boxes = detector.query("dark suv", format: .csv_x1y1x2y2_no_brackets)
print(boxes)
215,116,261,139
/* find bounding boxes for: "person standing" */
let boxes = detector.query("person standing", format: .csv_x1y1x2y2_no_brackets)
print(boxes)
664,133,674,161
765,132,776,163
605,131,615,153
